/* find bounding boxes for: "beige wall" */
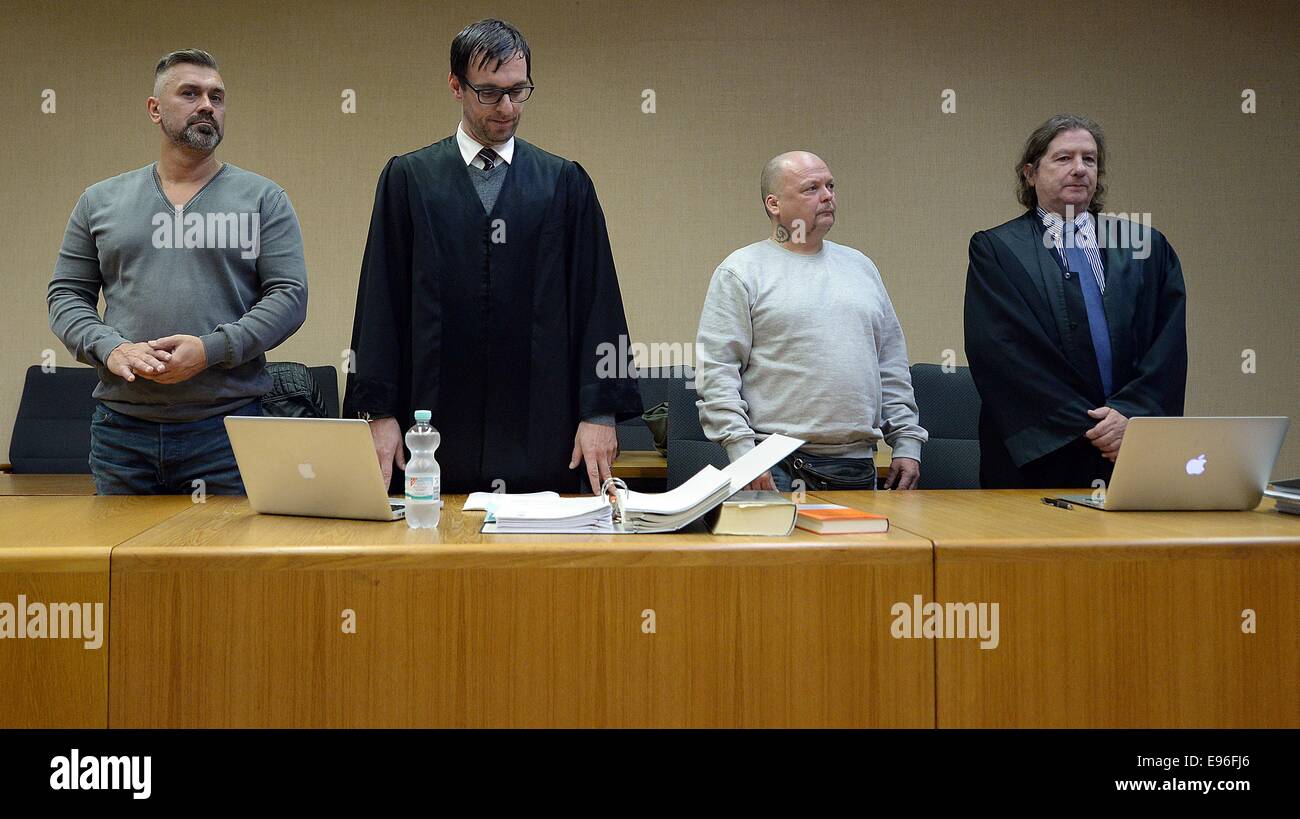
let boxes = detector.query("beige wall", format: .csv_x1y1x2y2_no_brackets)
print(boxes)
2,0,1297,474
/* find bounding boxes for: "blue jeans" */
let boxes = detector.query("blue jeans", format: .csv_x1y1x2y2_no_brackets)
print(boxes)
769,462,796,492
89,400,261,495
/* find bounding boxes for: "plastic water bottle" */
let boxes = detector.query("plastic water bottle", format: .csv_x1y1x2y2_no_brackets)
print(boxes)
404,410,442,529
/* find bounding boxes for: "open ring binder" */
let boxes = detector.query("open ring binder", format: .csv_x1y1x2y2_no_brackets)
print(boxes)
601,476,628,524
479,434,803,533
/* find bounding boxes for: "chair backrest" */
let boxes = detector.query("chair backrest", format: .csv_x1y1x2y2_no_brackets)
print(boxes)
8,363,342,474
614,366,689,451
910,363,981,489
306,365,340,418
663,367,728,489
9,365,100,473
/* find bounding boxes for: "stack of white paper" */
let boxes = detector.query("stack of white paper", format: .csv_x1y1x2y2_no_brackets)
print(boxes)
464,490,558,511
482,494,613,533
620,466,733,532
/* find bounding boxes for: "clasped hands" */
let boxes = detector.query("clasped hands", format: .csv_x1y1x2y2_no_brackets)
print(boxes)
106,335,207,385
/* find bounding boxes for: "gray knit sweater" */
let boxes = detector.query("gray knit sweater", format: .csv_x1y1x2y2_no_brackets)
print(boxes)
694,238,927,461
48,163,308,422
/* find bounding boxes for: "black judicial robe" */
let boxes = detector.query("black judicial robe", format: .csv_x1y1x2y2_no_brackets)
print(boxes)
343,136,643,494
963,210,1188,489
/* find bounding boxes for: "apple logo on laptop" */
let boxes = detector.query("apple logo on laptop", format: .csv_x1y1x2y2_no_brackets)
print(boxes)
298,463,316,480
1185,454,1207,476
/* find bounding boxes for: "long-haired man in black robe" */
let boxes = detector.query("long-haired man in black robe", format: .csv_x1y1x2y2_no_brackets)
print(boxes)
964,114,1188,489
344,18,642,495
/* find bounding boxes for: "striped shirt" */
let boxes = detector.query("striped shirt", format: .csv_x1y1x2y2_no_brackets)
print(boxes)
1038,206,1106,293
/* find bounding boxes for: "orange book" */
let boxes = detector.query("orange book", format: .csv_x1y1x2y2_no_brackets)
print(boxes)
795,504,889,534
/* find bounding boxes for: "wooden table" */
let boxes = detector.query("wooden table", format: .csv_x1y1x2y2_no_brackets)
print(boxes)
0,473,96,496
106,494,933,728
0,495,192,727
13,486,1294,728
816,489,1300,728
611,450,667,479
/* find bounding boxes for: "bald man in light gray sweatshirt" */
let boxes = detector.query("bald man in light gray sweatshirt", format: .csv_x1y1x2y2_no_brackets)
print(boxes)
694,151,926,491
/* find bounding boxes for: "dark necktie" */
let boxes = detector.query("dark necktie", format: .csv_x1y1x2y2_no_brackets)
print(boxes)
1064,241,1113,396
477,147,499,170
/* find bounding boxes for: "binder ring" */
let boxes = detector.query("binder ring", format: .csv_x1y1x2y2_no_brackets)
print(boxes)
600,476,628,524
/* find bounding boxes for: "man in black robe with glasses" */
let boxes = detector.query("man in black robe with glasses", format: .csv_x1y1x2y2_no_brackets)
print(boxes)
345,18,642,495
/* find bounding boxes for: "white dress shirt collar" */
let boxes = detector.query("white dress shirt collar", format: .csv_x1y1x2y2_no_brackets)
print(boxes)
456,121,515,167
1037,205,1092,233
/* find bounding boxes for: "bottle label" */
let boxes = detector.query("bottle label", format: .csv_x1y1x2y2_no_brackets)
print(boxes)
405,475,439,502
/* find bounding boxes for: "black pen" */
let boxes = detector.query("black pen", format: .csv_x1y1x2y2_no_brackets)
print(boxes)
1041,497,1073,510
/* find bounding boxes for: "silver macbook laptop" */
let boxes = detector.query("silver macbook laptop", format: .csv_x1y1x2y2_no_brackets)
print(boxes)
225,417,405,521
1057,416,1289,511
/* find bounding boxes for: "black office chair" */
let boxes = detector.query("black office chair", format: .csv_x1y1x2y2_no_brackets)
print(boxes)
263,362,339,418
614,366,680,452
307,365,340,418
910,363,981,488
6,365,100,473
5,362,342,474
664,367,728,489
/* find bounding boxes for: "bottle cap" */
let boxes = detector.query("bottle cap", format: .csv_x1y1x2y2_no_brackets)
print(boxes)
414,410,431,423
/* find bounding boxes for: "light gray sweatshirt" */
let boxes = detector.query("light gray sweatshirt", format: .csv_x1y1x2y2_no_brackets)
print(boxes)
47,163,308,422
694,238,927,461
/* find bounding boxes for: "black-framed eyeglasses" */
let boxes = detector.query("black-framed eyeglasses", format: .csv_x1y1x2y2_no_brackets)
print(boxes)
461,79,534,105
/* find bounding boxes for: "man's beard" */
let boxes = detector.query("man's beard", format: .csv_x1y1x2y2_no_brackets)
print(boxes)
475,113,518,144
163,116,222,151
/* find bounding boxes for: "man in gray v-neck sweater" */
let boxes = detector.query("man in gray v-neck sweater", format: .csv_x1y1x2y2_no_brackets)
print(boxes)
46,49,307,495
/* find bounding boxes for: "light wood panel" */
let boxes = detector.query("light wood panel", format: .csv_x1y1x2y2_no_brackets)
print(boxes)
611,450,667,479
109,495,934,727
0,474,96,496
818,489,1300,727
0,495,191,727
